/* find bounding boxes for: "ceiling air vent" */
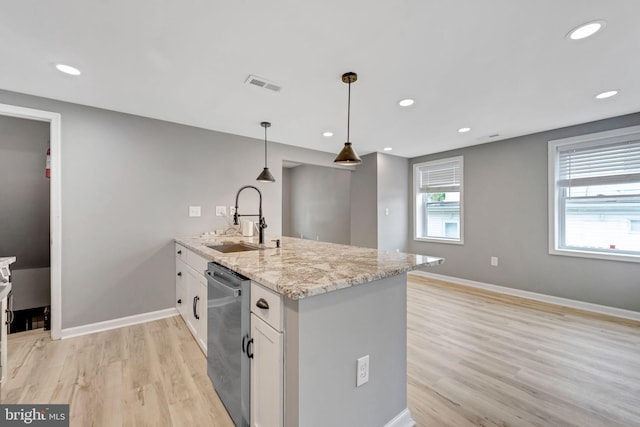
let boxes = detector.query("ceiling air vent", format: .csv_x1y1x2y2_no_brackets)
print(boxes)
245,75,282,92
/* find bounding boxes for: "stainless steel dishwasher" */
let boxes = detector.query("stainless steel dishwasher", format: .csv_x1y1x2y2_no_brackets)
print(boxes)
205,262,251,427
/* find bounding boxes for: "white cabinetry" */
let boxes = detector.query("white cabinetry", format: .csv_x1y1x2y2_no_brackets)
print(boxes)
175,244,208,354
250,282,284,427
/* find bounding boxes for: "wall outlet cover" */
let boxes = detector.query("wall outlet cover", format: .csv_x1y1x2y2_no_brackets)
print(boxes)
356,355,369,387
491,256,498,267
189,206,201,217
216,206,227,217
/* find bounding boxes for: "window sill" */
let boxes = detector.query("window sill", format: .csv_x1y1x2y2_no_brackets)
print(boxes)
414,237,464,245
549,247,640,264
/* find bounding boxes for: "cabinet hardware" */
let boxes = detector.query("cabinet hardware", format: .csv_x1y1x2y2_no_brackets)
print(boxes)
246,338,254,359
256,298,270,310
177,299,182,304
177,272,182,277
177,250,182,255
194,296,200,320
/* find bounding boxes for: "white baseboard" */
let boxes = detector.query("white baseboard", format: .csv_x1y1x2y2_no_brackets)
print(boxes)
384,408,415,427
61,308,179,339
410,271,640,322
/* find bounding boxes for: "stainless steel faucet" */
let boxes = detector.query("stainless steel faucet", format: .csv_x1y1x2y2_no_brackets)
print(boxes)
234,185,267,244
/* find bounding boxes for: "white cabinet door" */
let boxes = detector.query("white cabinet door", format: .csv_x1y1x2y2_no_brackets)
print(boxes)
251,313,283,427
175,258,189,321
184,268,201,339
196,273,208,354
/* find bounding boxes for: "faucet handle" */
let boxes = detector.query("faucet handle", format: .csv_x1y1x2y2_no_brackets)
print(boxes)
271,239,280,248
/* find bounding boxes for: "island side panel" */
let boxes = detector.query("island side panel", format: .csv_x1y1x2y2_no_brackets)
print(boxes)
286,273,409,427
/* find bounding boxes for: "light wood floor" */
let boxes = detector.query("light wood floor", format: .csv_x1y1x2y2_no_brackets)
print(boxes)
408,275,640,427
2,316,234,427
3,277,640,426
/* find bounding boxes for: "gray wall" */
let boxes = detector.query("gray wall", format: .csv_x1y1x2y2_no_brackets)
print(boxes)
409,112,640,312
285,274,408,427
283,164,351,244
281,167,292,237
349,152,409,251
0,115,52,310
0,115,50,270
0,89,339,329
377,153,409,252
350,153,378,248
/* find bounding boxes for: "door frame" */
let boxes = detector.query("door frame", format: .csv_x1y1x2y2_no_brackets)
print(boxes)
0,103,62,340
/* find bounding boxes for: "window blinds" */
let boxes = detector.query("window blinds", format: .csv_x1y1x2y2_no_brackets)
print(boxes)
418,159,462,192
558,139,640,187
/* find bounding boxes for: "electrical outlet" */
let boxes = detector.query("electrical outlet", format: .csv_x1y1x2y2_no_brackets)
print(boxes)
385,207,389,216
189,206,201,217
229,206,236,215
215,206,227,217
491,256,498,267
356,355,369,387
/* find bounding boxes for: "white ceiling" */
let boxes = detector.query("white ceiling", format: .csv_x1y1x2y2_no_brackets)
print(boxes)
1,1,639,158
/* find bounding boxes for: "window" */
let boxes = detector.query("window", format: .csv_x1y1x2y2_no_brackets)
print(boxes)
549,125,640,262
414,156,463,243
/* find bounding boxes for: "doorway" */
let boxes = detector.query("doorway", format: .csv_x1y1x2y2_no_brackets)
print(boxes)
0,103,62,340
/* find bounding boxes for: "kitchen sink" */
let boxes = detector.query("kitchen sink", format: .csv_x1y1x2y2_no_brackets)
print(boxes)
206,242,261,253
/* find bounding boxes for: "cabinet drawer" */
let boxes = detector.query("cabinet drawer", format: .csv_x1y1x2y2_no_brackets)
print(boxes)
186,250,208,276
175,243,187,262
251,282,283,332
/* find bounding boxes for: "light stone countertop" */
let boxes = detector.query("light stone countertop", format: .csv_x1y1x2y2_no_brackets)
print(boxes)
175,235,444,300
0,257,16,299
0,257,16,268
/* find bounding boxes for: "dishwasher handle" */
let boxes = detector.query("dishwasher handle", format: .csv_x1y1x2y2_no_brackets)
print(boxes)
206,270,242,297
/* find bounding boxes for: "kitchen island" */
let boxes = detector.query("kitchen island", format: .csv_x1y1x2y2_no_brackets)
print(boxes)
175,235,443,427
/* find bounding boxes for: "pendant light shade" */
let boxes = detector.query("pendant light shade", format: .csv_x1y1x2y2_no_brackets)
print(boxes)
334,72,362,165
257,121,276,183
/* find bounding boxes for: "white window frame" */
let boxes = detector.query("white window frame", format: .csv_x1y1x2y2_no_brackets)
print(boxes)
413,156,464,244
548,125,640,263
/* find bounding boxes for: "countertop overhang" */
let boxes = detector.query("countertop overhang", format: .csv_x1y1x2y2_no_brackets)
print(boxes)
175,235,443,300
0,257,16,299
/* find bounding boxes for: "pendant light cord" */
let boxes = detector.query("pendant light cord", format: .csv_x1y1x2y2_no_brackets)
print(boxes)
264,125,268,167
347,80,351,143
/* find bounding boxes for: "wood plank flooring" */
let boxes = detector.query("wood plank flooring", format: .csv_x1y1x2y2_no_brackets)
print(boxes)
2,277,639,426
408,275,640,427
2,316,234,427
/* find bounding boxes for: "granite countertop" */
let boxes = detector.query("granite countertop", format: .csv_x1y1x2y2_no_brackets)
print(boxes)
0,257,15,299
0,257,16,268
175,235,444,300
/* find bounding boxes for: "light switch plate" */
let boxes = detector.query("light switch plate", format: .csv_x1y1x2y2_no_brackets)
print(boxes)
189,206,201,217
216,206,227,217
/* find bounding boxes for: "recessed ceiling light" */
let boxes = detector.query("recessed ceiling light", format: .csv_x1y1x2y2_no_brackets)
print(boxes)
322,131,334,137
398,99,414,107
595,90,618,99
383,147,393,151
458,127,471,133
567,20,605,40
55,64,81,75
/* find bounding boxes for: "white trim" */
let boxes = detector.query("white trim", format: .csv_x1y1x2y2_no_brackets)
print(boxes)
548,125,640,264
61,308,179,339
409,271,640,322
384,408,415,427
0,103,63,340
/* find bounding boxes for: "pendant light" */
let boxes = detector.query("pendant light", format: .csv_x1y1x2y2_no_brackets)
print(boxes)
256,121,276,183
334,72,362,165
